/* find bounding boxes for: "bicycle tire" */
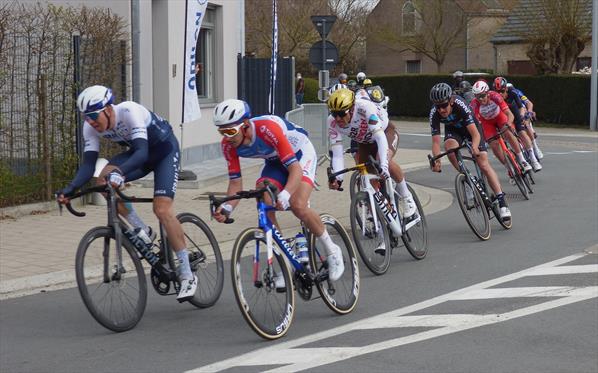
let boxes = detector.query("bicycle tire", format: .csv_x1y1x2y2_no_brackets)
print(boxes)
349,170,360,200
506,156,529,200
230,227,295,340
171,213,224,308
309,213,360,314
396,184,428,260
75,226,147,332
350,191,391,275
455,173,491,241
523,171,534,193
491,201,513,230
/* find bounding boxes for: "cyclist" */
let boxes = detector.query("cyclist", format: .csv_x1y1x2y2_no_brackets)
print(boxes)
338,73,348,85
428,83,511,221
347,79,358,92
469,80,534,174
356,72,366,88
493,77,541,171
56,85,197,301
363,78,373,88
506,82,543,159
452,71,467,95
457,80,474,106
329,83,347,95
211,99,345,281
327,88,417,220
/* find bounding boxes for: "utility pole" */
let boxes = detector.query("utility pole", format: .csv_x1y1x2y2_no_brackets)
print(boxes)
590,0,597,131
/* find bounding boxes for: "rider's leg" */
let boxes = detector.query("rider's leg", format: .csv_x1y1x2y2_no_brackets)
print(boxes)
444,138,461,171
477,151,510,218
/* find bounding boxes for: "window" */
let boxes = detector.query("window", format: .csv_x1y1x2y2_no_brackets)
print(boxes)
402,1,418,35
406,60,421,74
196,7,216,101
576,57,591,71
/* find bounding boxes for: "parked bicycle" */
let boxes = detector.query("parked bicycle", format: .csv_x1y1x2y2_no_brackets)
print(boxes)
209,182,359,340
428,141,512,241
328,156,428,276
60,183,224,332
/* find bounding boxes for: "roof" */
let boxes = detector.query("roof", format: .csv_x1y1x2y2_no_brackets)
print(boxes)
491,0,592,44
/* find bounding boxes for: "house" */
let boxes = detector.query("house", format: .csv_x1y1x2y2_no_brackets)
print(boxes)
490,0,592,74
365,0,517,75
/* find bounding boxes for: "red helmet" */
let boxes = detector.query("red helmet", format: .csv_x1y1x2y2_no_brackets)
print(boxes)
494,77,508,91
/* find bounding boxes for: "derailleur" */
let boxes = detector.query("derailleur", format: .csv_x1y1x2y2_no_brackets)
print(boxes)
294,270,313,301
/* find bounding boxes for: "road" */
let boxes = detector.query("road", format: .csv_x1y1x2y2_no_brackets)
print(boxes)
1,128,597,373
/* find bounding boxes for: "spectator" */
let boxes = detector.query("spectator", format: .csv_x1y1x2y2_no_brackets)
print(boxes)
295,72,305,105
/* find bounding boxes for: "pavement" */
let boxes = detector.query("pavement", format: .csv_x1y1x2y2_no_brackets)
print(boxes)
2,120,593,300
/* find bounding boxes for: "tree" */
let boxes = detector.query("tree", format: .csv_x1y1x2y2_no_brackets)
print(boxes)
524,0,591,74
371,0,472,72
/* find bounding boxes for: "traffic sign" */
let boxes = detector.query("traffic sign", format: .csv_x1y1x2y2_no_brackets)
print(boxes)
311,15,337,39
309,40,339,70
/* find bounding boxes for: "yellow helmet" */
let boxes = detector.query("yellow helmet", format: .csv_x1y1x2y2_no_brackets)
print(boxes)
327,88,355,111
363,78,372,87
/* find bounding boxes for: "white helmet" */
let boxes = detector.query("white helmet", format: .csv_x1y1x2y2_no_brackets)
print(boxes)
453,70,464,78
356,72,366,83
472,80,489,95
329,83,347,94
77,85,113,113
506,83,514,89
213,99,251,127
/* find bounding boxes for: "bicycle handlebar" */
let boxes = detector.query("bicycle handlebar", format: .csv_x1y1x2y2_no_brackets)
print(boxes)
428,143,470,170
208,181,279,224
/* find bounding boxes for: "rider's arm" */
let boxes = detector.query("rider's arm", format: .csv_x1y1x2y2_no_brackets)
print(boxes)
115,138,149,175
224,178,243,209
503,107,514,126
431,135,442,157
330,143,345,180
371,128,389,174
283,162,302,196
466,123,481,150
60,151,99,195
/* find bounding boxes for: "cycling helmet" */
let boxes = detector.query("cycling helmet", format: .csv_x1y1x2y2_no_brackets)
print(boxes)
493,76,508,91
347,79,358,91
363,78,372,88
356,72,366,84
429,83,452,104
506,83,514,89
77,85,113,113
213,99,251,127
472,80,489,95
459,80,472,92
338,73,348,83
453,70,464,78
328,88,355,112
329,83,347,94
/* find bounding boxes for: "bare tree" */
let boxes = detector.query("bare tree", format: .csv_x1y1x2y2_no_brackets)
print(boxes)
524,0,591,74
371,0,472,72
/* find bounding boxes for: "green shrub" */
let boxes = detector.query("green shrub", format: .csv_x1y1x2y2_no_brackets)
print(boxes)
304,78,319,103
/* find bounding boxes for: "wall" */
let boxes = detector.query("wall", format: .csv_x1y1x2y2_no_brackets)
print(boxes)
495,41,592,74
467,15,507,71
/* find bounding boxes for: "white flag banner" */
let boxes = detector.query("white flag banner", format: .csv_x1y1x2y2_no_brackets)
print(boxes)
182,0,208,123
268,0,278,114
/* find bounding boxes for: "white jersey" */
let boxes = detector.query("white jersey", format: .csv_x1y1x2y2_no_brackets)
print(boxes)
83,101,172,152
328,98,388,145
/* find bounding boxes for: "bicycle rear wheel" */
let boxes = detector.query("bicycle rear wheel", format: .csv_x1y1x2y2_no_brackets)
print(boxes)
350,191,391,275
455,174,491,241
309,214,360,314
506,156,529,200
523,171,534,193
396,184,428,260
75,226,147,332
230,227,295,340
173,213,224,308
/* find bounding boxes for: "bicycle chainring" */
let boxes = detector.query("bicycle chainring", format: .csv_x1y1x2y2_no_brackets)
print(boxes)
295,271,312,301
151,267,171,295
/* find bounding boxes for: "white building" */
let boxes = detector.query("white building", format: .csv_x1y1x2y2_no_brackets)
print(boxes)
47,0,245,164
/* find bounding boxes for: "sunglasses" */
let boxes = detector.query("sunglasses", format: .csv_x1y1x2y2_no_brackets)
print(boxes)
217,123,244,138
435,102,450,109
475,93,488,99
85,107,106,121
331,110,349,119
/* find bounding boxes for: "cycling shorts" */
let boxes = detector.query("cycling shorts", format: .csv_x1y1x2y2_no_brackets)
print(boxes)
356,121,399,174
509,103,527,133
256,141,317,192
109,134,180,198
479,110,513,141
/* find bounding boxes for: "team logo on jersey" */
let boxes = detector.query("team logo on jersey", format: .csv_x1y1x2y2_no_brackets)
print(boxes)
259,125,279,145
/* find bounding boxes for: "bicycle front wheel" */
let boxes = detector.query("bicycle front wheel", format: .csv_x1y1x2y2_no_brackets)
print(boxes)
75,226,147,332
350,191,391,275
349,170,361,200
506,156,529,200
231,227,295,340
175,213,224,308
397,184,428,260
455,174,491,241
310,214,360,315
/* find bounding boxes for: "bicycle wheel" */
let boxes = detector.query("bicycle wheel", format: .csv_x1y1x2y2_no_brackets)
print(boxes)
349,170,361,200
75,226,147,332
396,184,428,260
309,214,360,314
506,156,529,200
350,191,391,275
455,173,491,241
173,213,224,308
230,227,295,340
523,171,534,193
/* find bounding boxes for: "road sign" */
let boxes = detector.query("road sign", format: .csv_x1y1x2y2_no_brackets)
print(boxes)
317,88,330,102
311,15,337,39
309,40,339,70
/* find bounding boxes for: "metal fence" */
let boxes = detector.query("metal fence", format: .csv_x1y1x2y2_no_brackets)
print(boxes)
0,3,129,208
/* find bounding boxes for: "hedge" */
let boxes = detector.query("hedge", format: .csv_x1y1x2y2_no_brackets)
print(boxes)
304,74,591,126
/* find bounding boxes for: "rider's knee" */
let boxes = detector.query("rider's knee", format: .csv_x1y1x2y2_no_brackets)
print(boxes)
290,200,309,220
152,200,172,220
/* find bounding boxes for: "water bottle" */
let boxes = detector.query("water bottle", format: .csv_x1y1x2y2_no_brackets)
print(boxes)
133,227,152,246
125,227,159,266
294,233,308,263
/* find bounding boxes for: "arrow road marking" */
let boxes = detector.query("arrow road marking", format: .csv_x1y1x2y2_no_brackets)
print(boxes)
189,253,598,373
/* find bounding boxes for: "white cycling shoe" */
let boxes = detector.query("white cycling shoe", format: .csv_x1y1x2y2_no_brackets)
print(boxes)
177,275,198,302
499,206,512,222
531,159,542,172
399,195,417,218
326,244,345,281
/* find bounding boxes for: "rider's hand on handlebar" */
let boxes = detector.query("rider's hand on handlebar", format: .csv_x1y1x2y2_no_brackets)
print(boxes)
213,203,232,223
380,166,391,180
56,193,70,205
275,190,291,211
328,178,342,190
107,171,125,188
471,146,481,157
431,159,442,173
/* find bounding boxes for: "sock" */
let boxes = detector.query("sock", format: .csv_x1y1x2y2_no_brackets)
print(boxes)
126,207,148,231
517,152,525,163
316,230,336,256
527,148,538,162
396,179,412,198
176,249,193,280
496,192,507,208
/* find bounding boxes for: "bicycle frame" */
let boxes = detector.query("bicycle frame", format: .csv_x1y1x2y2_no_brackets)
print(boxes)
488,128,524,177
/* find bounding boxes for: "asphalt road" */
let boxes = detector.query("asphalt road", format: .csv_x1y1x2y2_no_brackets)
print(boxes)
1,130,597,373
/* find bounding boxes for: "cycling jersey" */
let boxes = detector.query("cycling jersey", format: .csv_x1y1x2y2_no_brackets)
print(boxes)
503,89,525,110
221,115,315,189
429,96,487,151
511,87,530,105
470,91,508,121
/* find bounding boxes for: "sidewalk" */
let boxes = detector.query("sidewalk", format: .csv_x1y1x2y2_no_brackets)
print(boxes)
0,147,451,299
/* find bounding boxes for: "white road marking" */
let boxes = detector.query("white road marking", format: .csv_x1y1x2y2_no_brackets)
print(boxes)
545,151,597,155
189,253,598,373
